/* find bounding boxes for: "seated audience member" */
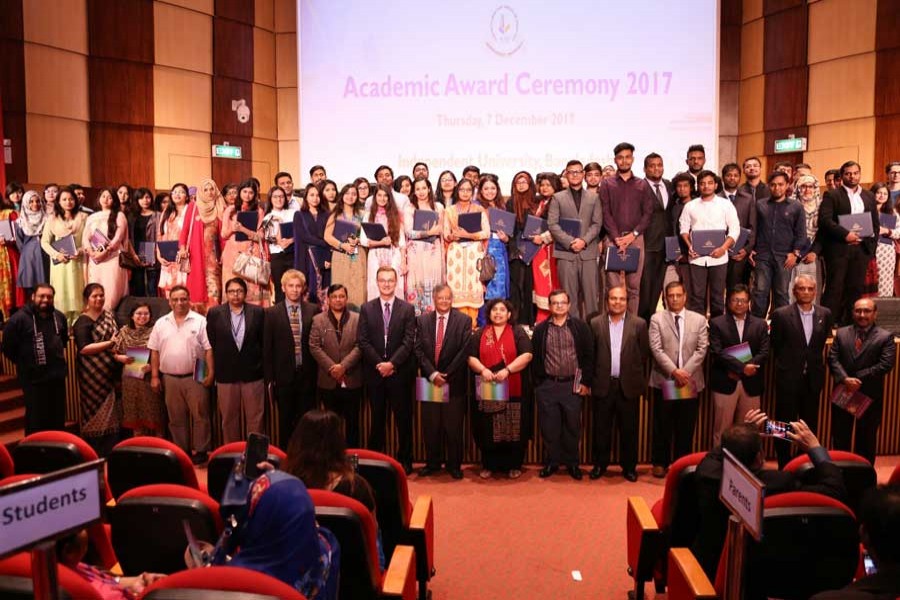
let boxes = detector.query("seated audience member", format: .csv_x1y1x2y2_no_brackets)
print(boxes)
57,529,164,599
692,410,846,579
811,484,900,599
219,470,338,599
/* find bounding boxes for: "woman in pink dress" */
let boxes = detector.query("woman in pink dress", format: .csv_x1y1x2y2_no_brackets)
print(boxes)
83,188,129,311
221,180,270,307
179,177,225,310
157,185,187,297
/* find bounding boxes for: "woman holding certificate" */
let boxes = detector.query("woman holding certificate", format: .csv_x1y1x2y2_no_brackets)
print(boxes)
263,186,296,304
113,302,164,436
467,298,533,479
443,179,489,323
83,188,129,311
294,183,332,305
476,175,511,326
324,183,367,309
157,184,188,298
404,176,444,316
41,188,86,325
361,184,406,301
221,180,270,307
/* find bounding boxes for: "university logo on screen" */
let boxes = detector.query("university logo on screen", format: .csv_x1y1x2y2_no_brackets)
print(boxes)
486,5,523,57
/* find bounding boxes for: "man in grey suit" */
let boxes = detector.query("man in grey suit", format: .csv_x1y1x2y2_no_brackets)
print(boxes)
549,159,603,318
648,280,709,477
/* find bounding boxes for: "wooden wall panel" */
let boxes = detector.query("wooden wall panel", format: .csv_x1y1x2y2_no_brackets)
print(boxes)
26,115,90,185
275,32,297,87
273,0,296,33
255,0,274,31
90,124,154,186
0,0,27,183
214,0,253,25
251,137,277,188
3,113,28,184
764,67,808,131
88,59,153,126
875,115,900,179
763,0,803,15
252,82,276,139
154,66,212,131
807,54,876,125
875,47,900,118
153,127,211,190
808,0,875,65
720,81,740,137
212,77,253,137
0,40,25,115
808,118,876,182
763,5,807,72
23,0,88,54
213,17,253,81
278,139,299,179
721,25,742,82
0,0,24,40
276,87,298,140
876,0,900,51
158,0,213,14
253,27,275,86
154,1,213,74
88,0,153,63
740,18,764,78
24,44,90,121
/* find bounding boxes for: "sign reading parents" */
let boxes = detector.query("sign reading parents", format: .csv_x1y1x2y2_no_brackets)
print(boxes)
719,448,765,541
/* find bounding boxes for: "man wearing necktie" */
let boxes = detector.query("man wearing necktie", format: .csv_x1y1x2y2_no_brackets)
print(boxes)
638,153,675,322
828,297,896,464
358,266,417,474
770,275,835,467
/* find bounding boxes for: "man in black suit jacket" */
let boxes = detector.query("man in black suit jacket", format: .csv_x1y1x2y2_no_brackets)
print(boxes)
828,297,896,464
358,265,417,473
638,153,676,321
818,160,879,324
720,163,758,288
738,156,770,202
414,285,472,479
708,284,769,447
263,269,318,448
590,286,649,481
770,275,834,467
207,277,266,443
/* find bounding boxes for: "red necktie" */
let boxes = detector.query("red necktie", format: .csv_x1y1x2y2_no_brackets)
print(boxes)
435,315,445,365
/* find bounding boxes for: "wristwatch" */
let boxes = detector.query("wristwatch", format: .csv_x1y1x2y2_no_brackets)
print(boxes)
632,230,640,237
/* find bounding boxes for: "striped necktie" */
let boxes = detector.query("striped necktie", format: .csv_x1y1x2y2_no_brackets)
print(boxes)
290,305,302,366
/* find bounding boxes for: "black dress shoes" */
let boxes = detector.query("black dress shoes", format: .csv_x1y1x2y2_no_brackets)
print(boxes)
539,465,559,478
418,466,439,477
589,466,606,480
568,465,583,481
449,468,464,480
624,471,638,482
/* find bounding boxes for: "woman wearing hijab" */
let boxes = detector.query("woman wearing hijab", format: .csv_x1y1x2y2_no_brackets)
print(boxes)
180,177,225,309
224,470,338,600
15,190,47,298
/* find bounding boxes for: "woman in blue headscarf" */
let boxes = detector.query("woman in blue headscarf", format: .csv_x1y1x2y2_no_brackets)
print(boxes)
227,470,338,600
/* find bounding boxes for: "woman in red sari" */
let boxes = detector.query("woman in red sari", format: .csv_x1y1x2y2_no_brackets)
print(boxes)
1,182,25,321
178,177,225,311
467,299,534,479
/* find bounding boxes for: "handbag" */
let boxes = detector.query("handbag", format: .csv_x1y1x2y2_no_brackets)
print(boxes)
177,203,197,274
233,240,271,285
477,254,497,283
118,235,142,270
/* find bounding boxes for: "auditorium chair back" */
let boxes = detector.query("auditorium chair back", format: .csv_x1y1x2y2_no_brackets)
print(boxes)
660,452,706,546
110,484,222,574
0,553,102,599
11,431,112,501
138,566,306,600
107,437,201,498
206,442,287,504
783,450,876,514
889,462,900,486
0,443,13,478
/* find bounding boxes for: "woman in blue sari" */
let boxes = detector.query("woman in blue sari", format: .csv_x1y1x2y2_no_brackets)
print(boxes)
476,174,511,326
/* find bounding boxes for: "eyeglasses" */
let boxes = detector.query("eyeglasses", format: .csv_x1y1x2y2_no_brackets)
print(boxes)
226,289,245,295
550,300,570,306
566,169,584,175
729,298,749,305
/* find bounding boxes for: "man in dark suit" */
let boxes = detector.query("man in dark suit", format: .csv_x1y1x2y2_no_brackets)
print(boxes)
638,152,675,322
206,277,265,443
708,284,770,447
263,269,318,448
738,156,770,202
590,286,649,481
358,265,417,473
414,285,473,479
828,297,896,464
818,160,879,324
548,159,603,319
770,275,834,467
720,163,758,288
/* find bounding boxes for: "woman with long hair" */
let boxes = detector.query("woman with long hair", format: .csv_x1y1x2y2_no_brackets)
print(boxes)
43,183,59,216
873,182,900,297
392,175,412,198
530,172,562,324
508,171,536,324
294,183,332,305
436,170,457,206
362,184,406,301
324,184,367,309
221,179,270,307
180,177,225,309
130,187,161,297
14,190,47,299
158,184,189,296
352,177,371,204
74,283,121,456
443,179,489,322
41,186,86,324
113,302,164,436
83,188,130,311
0,182,25,320
264,186,296,304
476,174,511,326
467,298,534,479
116,184,134,221
317,179,339,213
403,177,444,315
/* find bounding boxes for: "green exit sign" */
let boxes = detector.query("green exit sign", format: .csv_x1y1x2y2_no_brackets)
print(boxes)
212,144,242,159
773,137,807,154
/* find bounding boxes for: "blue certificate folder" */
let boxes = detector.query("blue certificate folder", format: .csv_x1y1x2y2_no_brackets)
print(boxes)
553,217,582,251
839,213,874,238
50,234,78,264
665,236,683,262
691,229,726,256
521,214,548,239
605,246,640,272
279,222,294,240
457,212,483,234
413,209,439,243
157,241,179,262
729,227,751,255
361,222,387,241
488,208,515,237
879,213,897,244
138,242,156,265
235,211,259,242
333,218,360,243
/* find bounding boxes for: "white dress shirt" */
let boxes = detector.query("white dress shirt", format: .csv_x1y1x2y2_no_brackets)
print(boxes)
844,185,864,214
679,195,741,267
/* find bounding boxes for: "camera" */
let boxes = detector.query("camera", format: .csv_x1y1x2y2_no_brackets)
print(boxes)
232,99,250,124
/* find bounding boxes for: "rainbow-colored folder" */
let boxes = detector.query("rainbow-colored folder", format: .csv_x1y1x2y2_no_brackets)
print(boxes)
661,378,697,401
475,377,509,401
416,377,449,403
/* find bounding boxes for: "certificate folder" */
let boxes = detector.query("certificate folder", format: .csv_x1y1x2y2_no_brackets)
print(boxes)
517,239,541,266
235,211,259,242
138,242,156,266
51,234,78,264
457,212,483,234
879,214,896,244
488,208,515,237
413,210,438,243
665,236,682,262
729,227,751,255
691,229,726,256
279,222,294,240
361,222,387,242
521,214,548,239
605,246,640,272
157,241,179,262
838,213,874,238
553,218,582,252
333,218,360,242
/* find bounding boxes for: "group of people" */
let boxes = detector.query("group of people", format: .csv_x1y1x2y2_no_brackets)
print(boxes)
1,149,899,480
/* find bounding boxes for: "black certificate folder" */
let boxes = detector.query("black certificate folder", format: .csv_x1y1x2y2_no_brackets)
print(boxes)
839,213,874,238
605,246,640,272
457,212,483,234
691,229,726,256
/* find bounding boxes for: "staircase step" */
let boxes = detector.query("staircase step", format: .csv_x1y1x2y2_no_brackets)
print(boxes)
0,407,25,434
0,389,24,413
0,374,17,393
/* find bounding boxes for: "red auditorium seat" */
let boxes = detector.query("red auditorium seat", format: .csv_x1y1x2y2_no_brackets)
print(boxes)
110,484,222,575
107,436,201,498
206,441,287,503
783,450,876,514
11,430,112,501
138,565,307,600
309,489,417,600
626,451,706,598
0,443,13,478
0,552,103,599
887,462,900,486
348,448,435,599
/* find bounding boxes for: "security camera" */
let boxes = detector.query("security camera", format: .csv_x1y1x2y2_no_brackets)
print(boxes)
232,99,250,124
